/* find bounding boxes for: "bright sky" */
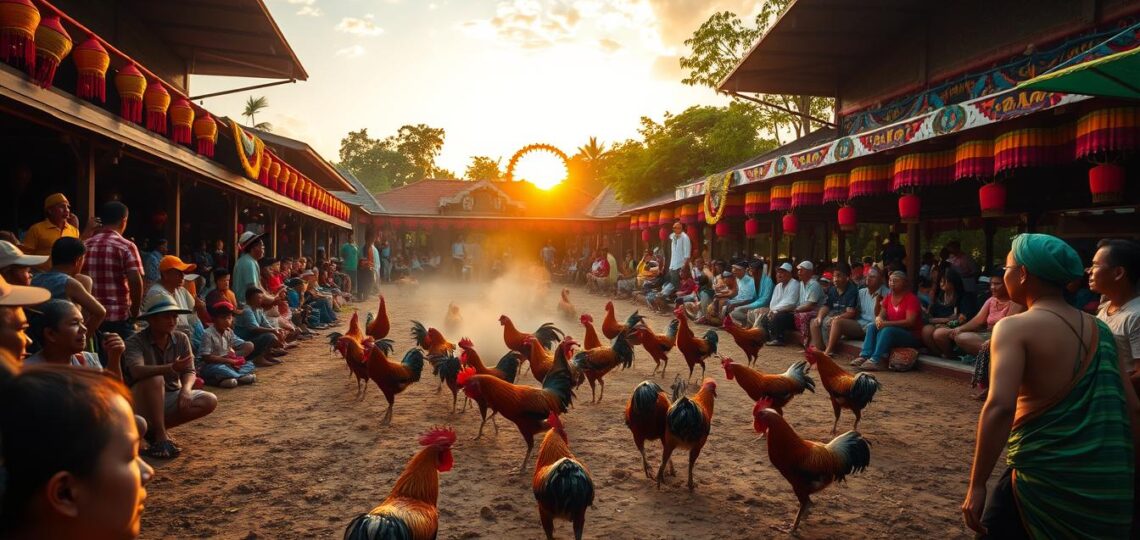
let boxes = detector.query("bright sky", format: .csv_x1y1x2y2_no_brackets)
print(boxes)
189,0,765,179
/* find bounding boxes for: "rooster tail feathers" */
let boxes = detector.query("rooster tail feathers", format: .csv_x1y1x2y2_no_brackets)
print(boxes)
401,349,426,381
850,372,881,407
534,458,595,517
429,354,461,381
666,318,680,338
666,397,710,443
344,512,413,540
410,321,429,349
630,381,665,417
374,339,395,356
495,351,521,383
364,311,374,329
785,360,816,393
327,332,344,346
826,431,872,480
703,330,719,351
625,310,645,328
533,323,565,350
542,349,575,411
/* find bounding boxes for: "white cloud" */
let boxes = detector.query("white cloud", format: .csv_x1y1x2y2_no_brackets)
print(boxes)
335,45,366,58
336,15,384,37
297,5,322,16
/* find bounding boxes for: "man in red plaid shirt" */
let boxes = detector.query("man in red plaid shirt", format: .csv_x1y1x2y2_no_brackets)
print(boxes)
84,201,144,340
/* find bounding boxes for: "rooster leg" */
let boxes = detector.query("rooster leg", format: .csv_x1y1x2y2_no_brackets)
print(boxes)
668,458,676,477
451,392,458,414
436,380,443,393
572,512,586,540
637,444,652,479
597,379,605,402
656,444,676,490
686,449,699,492
490,413,499,434
587,378,597,404
514,438,535,475
700,362,706,379
852,408,862,432
791,498,813,535
830,400,842,435
538,507,555,540
660,360,668,379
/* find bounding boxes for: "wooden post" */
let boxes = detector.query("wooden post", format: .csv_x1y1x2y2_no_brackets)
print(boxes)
83,142,96,221
297,221,304,258
769,215,781,277
837,228,847,266
269,208,278,257
229,195,239,266
906,222,920,288
823,221,831,264
983,219,996,271
172,178,181,255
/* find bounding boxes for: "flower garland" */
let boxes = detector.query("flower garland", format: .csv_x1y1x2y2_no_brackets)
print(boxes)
702,170,734,225
229,118,264,180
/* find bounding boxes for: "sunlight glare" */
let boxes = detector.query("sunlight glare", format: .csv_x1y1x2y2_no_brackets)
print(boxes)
513,151,568,190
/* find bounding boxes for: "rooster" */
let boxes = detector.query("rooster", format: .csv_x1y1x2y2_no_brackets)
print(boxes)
722,358,815,415
523,335,581,385
344,427,456,540
346,311,365,345
804,349,881,434
367,346,426,425
672,306,718,381
500,315,564,354
624,380,674,479
571,329,635,403
458,339,577,473
336,336,372,400
602,301,643,345
365,295,390,340
557,288,577,322
411,320,456,359
429,353,463,413
579,314,602,350
444,302,462,334
753,398,871,534
533,413,594,540
657,377,716,492
633,319,679,378
721,315,766,366
457,338,522,439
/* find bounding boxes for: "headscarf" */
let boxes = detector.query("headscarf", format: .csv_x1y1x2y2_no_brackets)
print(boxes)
1011,233,1084,287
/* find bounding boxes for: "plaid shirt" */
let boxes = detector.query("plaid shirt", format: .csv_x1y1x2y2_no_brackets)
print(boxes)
84,229,143,321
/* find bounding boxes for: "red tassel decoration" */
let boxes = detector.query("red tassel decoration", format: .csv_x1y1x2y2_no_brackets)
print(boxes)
114,64,146,123
73,37,108,102
143,80,170,134
33,15,70,88
0,0,39,73
193,113,217,157
169,98,194,144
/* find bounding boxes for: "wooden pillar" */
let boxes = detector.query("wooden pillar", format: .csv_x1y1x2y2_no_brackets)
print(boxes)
82,142,96,221
906,222,920,287
837,229,847,266
269,208,278,257
297,221,304,258
983,219,996,271
823,221,831,263
229,195,239,266
172,178,181,255
768,215,781,278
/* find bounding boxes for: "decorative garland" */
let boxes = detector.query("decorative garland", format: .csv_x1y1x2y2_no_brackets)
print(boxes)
504,143,569,181
229,118,264,180
702,171,733,224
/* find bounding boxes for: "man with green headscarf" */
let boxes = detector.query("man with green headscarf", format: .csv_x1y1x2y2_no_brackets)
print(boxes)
963,233,1139,538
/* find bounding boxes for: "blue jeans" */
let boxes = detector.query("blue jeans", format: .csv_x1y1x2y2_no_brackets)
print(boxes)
199,360,256,384
860,325,920,362
233,331,277,361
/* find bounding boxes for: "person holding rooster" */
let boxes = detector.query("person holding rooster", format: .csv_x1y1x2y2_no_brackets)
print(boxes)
963,234,1138,538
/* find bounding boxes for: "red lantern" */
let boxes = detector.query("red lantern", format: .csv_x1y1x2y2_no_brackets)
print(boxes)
781,213,798,236
1089,163,1125,203
837,206,857,232
0,0,39,72
658,226,669,241
714,220,730,238
33,15,71,88
744,217,761,238
143,80,170,134
169,98,194,144
979,183,1006,217
73,37,108,102
193,113,217,157
114,64,146,123
898,194,921,223
641,229,650,243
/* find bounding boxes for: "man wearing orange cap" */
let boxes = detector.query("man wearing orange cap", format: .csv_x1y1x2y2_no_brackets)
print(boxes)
21,193,81,270
143,255,205,350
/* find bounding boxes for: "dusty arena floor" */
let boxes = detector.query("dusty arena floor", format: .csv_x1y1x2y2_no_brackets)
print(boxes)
141,270,984,539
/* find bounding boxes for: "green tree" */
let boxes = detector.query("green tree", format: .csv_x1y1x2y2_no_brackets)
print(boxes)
567,137,609,195
336,124,448,191
394,124,446,181
464,156,502,181
242,95,272,131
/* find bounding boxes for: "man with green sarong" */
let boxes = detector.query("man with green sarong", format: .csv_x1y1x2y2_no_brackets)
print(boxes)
964,233,1140,538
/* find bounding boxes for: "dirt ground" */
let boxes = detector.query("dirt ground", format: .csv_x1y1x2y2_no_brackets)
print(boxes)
141,270,986,539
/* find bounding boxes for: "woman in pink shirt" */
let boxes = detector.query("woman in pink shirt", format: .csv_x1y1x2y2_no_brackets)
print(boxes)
852,271,922,371
932,269,1022,356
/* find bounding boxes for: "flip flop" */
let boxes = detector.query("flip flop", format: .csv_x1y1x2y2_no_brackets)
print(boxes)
143,439,181,459
850,357,867,367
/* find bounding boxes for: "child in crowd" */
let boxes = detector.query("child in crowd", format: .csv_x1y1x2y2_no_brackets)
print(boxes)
197,301,257,388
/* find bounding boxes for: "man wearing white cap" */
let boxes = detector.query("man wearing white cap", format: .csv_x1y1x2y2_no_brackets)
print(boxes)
21,193,81,270
761,262,801,345
143,255,205,350
0,240,49,287
0,273,51,361
792,260,824,344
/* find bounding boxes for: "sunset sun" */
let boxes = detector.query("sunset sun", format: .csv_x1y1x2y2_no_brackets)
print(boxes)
512,152,568,190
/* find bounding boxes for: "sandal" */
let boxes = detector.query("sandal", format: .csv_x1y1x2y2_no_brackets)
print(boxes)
850,357,867,367
859,360,882,372
143,439,181,459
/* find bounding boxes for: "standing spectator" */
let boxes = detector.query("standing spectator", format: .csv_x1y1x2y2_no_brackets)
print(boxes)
1090,238,1140,371
123,298,218,459
851,271,923,371
946,240,980,315
197,301,257,388
84,201,144,340
762,263,801,345
340,236,360,300
232,231,266,308
142,238,168,285
368,238,381,294
541,240,556,273
667,221,691,290
192,240,214,288
31,237,105,332
20,193,81,270
0,241,48,286
881,232,906,270
452,235,466,278
212,239,230,272
380,240,392,283
143,255,205,350
0,274,50,361
810,263,859,352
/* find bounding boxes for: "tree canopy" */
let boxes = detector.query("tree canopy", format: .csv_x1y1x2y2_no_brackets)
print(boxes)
337,124,448,192
464,156,502,181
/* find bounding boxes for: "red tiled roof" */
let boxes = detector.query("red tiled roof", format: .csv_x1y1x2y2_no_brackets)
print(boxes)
372,179,597,218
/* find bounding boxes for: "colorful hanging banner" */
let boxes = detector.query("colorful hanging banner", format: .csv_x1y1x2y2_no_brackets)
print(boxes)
790,180,824,208
823,173,850,203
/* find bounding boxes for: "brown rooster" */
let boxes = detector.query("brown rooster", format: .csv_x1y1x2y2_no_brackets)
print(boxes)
344,427,456,540
657,377,717,492
804,348,881,434
336,336,371,400
624,379,682,479
457,338,523,439
366,346,426,426
411,320,455,359
533,413,594,540
571,329,635,403
633,319,679,378
365,295,390,340
722,358,815,415
672,306,718,381
499,315,564,355
753,398,872,534
579,314,602,350
557,288,577,322
721,315,766,366
458,339,577,473
602,301,643,345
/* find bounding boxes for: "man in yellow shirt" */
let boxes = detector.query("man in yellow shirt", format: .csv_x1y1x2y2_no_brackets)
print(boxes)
22,193,80,270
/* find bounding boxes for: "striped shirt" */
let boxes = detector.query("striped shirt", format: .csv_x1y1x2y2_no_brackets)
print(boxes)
84,229,143,321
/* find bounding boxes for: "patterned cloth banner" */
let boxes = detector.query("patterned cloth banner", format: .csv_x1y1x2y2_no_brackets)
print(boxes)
790,180,824,208
823,173,850,203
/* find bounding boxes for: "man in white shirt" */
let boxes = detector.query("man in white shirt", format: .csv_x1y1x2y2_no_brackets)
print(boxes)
1090,238,1140,371
668,221,691,290
762,262,800,345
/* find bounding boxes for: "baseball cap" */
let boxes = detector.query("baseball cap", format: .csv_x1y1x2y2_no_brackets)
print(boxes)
0,241,49,270
0,274,50,306
778,262,793,273
821,272,833,283
208,301,236,317
159,255,196,273
797,260,814,271
44,193,69,209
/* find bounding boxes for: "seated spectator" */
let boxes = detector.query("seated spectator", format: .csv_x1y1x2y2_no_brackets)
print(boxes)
31,237,106,332
0,274,50,362
931,268,1022,357
824,266,886,355
705,268,740,324
851,271,923,371
809,264,859,352
720,262,756,320
123,299,217,459
204,268,239,312
0,240,48,286
25,299,123,380
679,273,715,319
303,270,339,324
142,238,168,285
143,255,205,351
0,359,154,539
761,263,801,345
792,261,824,344
285,277,319,332
921,268,967,356
234,286,287,366
260,257,284,295
734,262,774,326
586,249,610,293
197,301,257,388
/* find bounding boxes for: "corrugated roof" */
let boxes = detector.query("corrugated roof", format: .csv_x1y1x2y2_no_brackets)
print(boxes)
584,187,624,218
331,168,385,215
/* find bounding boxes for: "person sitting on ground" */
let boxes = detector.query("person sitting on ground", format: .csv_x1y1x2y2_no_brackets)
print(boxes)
29,237,106,332
25,299,124,380
932,268,1022,358
0,240,48,287
703,268,738,324
733,262,773,326
792,261,825,344
123,298,217,459
810,264,859,352
197,301,257,388
679,273,715,319
234,287,287,366
285,277,318,332
921,268,968,356
0,358,155,539
851,271,923,371
761,262,801,345
720,261,756,321
260,257,284,296
962,233,1138,539
144,255,206,351
1090,238,1140,373
302,270,338,325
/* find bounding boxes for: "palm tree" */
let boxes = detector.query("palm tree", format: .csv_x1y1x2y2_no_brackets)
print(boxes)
243,95,273,132
575,136,608,165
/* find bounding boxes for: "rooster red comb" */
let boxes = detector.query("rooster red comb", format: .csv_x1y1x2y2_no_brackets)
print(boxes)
457,366,476,386
753,397,774,415
419,426,457,448
458,337,474,349
547,413,567,441
580,314,593,324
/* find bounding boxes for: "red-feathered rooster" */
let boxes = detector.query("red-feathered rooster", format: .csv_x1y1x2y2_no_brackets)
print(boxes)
411,320,455,359
753,398,872,534
804,349,881,434
365,295,390,341
624,379,680,479
722,358,815,415
579,314,601,350
458,339,577,473
657,377,717,492
721,315,766,366
557,288,577,322
457,338,522,439
367,346,426,426
523,335,581,385
672,306,718,381
602,301,643,345
533,413,594,540
571,329,635,403
344,427,456,540
336,335,371,400
633,319,679,378
499,315,564,355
